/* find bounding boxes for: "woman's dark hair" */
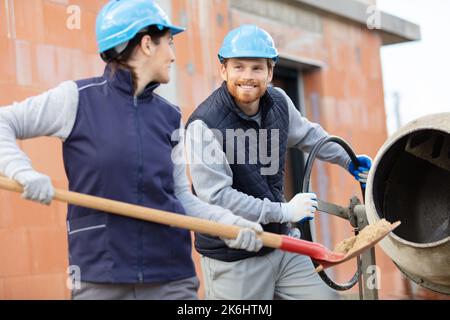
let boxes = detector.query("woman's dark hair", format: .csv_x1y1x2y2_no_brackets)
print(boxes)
102,25,169,92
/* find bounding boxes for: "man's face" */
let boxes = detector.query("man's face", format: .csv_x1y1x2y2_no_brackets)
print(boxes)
220,58,273,105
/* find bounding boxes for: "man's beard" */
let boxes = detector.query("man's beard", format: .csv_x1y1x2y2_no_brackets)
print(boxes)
227,79,268,105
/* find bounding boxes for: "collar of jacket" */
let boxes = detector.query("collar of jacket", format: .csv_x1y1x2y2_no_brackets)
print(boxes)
219,81,274,124
103,65,160,100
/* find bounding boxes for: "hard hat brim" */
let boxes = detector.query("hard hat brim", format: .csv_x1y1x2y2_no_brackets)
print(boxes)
167,25,186,36
218,51,278,63
98,23,186,54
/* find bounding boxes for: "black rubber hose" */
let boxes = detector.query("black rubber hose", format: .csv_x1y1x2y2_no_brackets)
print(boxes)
301,136,365,291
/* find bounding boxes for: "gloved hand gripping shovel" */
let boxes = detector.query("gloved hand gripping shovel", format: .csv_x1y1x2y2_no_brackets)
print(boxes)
0,176,398,268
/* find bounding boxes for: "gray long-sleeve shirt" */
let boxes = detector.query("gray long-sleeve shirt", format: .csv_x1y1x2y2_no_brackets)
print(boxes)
186,87,351,224
0,81,242,225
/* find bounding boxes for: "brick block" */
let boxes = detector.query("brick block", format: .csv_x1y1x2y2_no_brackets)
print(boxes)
21,137,65,176
0,278,4,299
0,84,43,105
14,39,33,86
0,1,9,38
71,0,106,13
8,195,59,230
0,228,32,277
3,273,69,299
14,0,46,43
43,1,76,49
0,36,16,84
0,191,14,229
29,227,68,274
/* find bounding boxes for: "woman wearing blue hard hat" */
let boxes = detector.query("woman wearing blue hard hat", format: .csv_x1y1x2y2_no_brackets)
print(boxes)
0,1,263,299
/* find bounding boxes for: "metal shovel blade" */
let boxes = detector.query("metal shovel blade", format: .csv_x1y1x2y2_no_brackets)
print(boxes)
315,221,401,272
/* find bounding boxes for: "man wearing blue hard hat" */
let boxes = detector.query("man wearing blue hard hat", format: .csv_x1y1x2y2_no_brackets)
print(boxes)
0,1,264,300
186,24,372,299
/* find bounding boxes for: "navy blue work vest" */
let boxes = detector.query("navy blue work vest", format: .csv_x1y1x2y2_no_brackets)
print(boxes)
63,66,195,283
187,83,290,262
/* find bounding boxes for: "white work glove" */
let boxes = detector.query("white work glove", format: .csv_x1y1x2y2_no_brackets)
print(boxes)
222,217,264,252
13,170,55,205
280,192,318,223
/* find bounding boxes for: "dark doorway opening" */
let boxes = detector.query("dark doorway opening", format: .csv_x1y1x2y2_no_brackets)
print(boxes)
272,66,312,241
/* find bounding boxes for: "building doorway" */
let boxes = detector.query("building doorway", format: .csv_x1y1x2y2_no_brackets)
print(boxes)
272,65,313,240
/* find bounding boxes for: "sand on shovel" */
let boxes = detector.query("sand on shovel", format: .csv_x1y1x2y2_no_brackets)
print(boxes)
333,219,393,256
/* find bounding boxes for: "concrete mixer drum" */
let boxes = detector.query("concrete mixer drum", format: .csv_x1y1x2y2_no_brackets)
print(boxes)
366,113,450,295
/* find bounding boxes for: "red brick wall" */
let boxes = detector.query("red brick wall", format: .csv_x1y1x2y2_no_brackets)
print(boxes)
0,0,108,299
0,0,445,299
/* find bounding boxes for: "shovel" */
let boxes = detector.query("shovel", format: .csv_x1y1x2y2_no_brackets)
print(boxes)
0,176,396,268
315,221,401,272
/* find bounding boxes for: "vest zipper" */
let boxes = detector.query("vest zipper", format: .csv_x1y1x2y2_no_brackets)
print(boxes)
134,95,144,283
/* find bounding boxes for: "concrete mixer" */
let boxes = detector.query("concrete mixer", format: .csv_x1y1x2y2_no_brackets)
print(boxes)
365,112,450,295
302,112,449,298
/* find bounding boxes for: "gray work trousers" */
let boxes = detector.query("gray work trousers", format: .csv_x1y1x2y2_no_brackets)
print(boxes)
201,250,341,300
72,276,199,300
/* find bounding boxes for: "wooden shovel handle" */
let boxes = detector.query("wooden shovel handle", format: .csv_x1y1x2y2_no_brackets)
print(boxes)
0,176,282,249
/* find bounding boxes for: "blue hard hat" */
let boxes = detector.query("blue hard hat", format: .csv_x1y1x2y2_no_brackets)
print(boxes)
218,24,278,63
96,0,185,54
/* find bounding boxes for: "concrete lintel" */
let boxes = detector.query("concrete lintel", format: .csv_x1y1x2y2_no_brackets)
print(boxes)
278,53,325,70
293,0,421,45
